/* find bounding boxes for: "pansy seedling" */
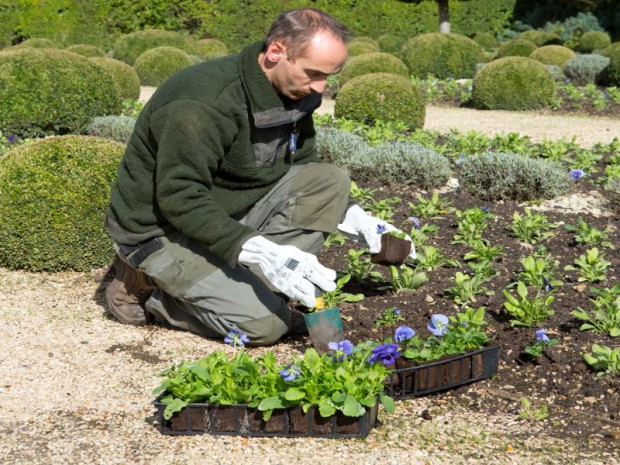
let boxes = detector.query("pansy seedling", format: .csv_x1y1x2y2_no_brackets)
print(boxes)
428,314,449,336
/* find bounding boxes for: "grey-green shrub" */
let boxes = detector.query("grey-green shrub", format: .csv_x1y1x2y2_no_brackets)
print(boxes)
0,135,124,271
195,38,228,60
529,45,576,67
338,52,408,87
401,32,483,79
112,29,196,65
315,127,368,166
545,64,565,82
14,37,57,48
0,48,121,138
90,57,141,101
578,31,611,53
496,39,537,58
473,57,555,111
563,54,610,85
335,73,425,131
87,115,136,143
377,33,407,53
65,44,107,57
133,46,194,86
472,32,498,51
458,152,570,201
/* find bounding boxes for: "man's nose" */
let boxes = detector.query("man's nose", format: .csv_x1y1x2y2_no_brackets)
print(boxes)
309,78,327,94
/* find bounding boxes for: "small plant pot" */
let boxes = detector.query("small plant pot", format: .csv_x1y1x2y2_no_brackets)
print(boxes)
303,307,343,354
371,234,411,265
384,344,501,399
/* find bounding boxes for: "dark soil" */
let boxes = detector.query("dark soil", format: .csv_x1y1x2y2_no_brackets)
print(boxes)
312,149,620,451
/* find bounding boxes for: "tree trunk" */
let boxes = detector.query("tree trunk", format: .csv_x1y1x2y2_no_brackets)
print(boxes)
438,0,451,34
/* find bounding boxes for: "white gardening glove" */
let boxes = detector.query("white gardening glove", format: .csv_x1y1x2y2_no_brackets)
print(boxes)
238,236,337,308
337,204,416,259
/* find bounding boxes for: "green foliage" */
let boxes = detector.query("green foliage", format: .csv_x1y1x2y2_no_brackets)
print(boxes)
407,192,454,219
400,308,491,362
112,29,196,65
315,126,367,165
564,218,614,249
375,307,404,328
572,293,620,338
381,265,428,294
335,73,426,131
529,45,576,67
338,52,408,87
414,245,461,272
562,54,610,86
0,48,121,138
583,344,620,378
514,255,562,291
524,336,559,359
577,30,611,52
401,32,484,79
564,248,611,283
518,397,549,421
0,136,124,271
503,281,555,327
90,57,141,100
87,115,137,143
377,33,407,53
473,57,556,111
496,39,538,58
604,45,620,86
315,274,364,311
133,45,194,86
510,209,558,244
344,249,383,283
458,151,570,201
445,272,494,307
65,44,107,57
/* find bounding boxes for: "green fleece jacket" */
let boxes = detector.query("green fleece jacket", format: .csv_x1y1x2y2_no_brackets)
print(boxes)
106,41,322,264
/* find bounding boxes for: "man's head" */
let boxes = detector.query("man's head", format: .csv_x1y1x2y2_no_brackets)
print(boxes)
260,9,349,100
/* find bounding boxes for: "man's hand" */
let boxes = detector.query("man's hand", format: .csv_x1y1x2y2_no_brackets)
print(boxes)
337,204,416,259
238,236,337,308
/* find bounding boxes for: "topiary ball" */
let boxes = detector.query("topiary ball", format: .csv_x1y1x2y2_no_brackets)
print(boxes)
496,39,538,58
335,73,425,130
13,38,57,49
0,135,125,272
195,38,228,60
65,44,107,57
90,57,141,100
605,45,620,86
473,57,556,111
598,41,620,58
338,52,408,87
472,32,498,51
0,48,121,138
529,45,576,67
112,29,196,65
133,46,194,86
400,32,483,79
377,33,407,53
577,31,611,53
347,38,380,57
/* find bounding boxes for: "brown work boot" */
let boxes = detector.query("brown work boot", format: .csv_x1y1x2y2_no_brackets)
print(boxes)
105,255,155,325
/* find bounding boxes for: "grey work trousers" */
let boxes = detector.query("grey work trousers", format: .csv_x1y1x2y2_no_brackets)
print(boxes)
122,162,351,345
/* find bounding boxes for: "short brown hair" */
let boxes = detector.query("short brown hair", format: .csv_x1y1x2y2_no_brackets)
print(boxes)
266,8,350,60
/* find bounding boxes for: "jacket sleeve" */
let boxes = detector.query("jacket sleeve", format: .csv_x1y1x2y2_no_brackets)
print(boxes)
149,99,257,263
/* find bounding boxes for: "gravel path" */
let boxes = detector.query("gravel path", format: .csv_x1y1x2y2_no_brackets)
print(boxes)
1,88,618,465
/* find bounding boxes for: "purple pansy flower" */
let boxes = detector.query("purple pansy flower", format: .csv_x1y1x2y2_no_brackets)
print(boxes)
328,340,354,357
428,314,449,337
224,329,249,348
536,329,550,343
394,325,415,343
409,216,421,230
280,363,301,382
570,169,585,182
368,343,400,366
376,224,387,234
543,277,553,292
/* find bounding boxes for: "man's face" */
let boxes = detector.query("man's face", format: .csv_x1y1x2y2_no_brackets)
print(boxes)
268,31,348,100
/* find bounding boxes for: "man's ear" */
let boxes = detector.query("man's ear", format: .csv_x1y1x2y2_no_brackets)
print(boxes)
264,40,288,63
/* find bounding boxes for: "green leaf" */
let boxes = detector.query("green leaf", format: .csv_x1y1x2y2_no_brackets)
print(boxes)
258,396,285,411
319,401,336,418
379,393,395,413
284,388,305,401
342,395,365,417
